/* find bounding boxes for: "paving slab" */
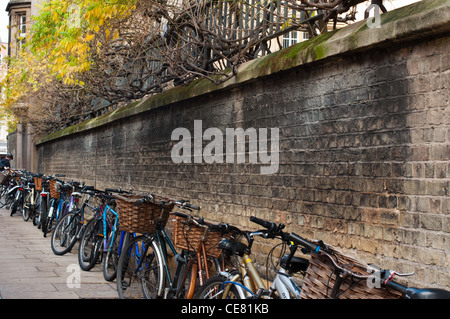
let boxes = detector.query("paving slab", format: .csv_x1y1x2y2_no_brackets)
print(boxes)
0,208,118,299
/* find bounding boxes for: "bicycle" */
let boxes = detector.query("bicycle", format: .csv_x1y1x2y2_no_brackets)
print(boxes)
170,210,226,299
35,175,53,230
0,170,13,208
50,184,96,255
9,170,26,217
115,195,179,299
221,216,450,299
195,216,309,299
42,178,74,237
116,197,223,299
22,173,42,224
77,188,131,276
289,232,450,299
102,189,137,282
0,170,20,211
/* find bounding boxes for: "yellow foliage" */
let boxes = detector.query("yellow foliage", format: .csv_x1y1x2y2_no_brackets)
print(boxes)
0,0,137,128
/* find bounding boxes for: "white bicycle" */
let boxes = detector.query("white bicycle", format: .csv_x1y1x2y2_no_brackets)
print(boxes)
195,217,309,299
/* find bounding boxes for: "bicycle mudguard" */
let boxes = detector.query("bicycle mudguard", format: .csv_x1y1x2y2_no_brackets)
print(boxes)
405,287,450,299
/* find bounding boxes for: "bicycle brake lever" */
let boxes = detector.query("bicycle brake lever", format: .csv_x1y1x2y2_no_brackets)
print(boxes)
393,271,415,277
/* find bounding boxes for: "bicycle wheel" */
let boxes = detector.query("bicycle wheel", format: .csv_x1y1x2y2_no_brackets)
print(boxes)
78,218,103,271
32,191,41,226
37,195,48,230
194,275,240,299
103,231,130,282
10,191,22,216
22,191,32,222
0,185,8,208
116,235,164,299
51,211,81,255
42,205,55,237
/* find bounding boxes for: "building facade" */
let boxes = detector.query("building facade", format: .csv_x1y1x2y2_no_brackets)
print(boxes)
5,0,36,171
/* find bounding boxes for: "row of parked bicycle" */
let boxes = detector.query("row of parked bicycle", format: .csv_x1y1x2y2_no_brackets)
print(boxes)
1,169,449,299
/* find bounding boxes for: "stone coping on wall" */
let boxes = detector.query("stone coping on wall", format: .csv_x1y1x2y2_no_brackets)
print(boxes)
37,0,450,145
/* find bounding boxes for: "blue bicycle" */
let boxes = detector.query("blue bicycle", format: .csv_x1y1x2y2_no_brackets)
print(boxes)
42,179,76,237
50,185,100,255
78,188,133,280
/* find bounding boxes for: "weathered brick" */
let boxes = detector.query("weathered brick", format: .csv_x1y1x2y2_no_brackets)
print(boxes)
36,34,450,290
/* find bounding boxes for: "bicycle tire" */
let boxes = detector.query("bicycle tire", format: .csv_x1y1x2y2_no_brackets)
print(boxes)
0,186,8,208
51,211,81,255
194,275,240,299
22,191,32,222
44,199,68,237
103,231,130,282
32,206,39,226
41,199,55,235
37,196,48,230
116,235,164,299
78,218,103,271
10,193,20,216
42,208,55,237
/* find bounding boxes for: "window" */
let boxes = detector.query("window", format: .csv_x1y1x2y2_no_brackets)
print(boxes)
18,13,27,48
282,31,309,48
302,31,309,41
19,14,26,35
282,31,298,48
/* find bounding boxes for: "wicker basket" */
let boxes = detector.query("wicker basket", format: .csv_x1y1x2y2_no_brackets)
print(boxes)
49,179,60,199
172,214,229,258
34,177,43,192
0,171,11,185
299,243,402,299
114,194,174,234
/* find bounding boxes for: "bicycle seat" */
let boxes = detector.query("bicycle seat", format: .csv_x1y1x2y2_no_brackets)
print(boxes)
280,255,309,274
404,287,450,299
218,238,247,257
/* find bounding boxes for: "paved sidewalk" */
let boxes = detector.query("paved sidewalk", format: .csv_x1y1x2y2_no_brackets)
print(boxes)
0,208,118,299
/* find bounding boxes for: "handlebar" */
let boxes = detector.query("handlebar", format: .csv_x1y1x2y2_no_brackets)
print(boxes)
173,211,241,235
249,215,330,254
173,211,207,228
208,222,242,234
249,216,280,233
174,200,200,211
286,233,322,254
105,188,133,194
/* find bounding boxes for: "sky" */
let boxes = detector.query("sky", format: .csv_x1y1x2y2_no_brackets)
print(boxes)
0,0,8,43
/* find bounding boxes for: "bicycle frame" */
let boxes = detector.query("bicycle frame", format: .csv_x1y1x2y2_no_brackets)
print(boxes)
101,203,120,253
48,197,65,221
164,215,219,299
131,216,202,299
219,252,267,299
270,268,302,299
76,194,100,239
153,224,180,298
25,185,37,209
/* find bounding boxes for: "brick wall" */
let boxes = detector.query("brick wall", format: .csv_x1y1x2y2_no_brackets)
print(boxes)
37,4,450,290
